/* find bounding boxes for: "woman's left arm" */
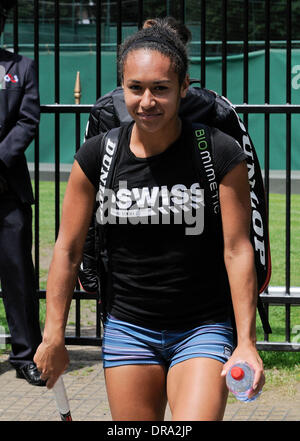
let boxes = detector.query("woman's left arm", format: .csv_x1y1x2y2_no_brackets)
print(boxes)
219,160,265,398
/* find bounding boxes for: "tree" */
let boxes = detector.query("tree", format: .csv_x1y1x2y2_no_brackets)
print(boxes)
4,0,300,48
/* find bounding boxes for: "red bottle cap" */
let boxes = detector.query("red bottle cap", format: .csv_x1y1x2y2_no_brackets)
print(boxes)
231,366,245,380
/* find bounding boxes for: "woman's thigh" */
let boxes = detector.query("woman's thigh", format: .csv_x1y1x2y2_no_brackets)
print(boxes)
104,364,168,421
166,357,228,421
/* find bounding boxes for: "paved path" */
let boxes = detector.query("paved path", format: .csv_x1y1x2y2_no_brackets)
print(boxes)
0,345,299,422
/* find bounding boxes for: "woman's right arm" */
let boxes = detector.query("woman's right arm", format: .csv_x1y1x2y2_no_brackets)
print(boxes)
34,160,96,388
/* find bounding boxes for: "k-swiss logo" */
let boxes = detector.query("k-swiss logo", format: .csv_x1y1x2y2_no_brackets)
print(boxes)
95,131,205,235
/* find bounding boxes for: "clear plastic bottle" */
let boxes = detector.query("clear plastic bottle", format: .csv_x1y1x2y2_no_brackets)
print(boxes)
226,362,261,402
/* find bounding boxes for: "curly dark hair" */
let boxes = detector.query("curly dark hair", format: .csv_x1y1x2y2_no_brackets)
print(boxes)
118,17,191,85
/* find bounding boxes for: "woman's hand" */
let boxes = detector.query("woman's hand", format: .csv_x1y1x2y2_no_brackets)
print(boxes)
33,161,96,389
221,342,265,399
34,339,69,389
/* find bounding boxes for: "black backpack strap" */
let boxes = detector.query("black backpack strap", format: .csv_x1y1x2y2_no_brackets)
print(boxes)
257,296,272,335
213,97,272,295
96,126,122,323
191,122,272,337
191,123,220,217
97,127,122,238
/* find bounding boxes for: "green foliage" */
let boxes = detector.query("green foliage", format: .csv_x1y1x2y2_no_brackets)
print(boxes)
2,1,299,59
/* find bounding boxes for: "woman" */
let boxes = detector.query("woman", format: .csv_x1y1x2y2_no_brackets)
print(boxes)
34,18,265,421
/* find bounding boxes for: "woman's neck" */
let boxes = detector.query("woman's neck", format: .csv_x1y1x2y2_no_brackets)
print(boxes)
130,118,182,158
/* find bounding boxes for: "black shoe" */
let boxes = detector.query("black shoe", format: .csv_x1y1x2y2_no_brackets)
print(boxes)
15,363,46,387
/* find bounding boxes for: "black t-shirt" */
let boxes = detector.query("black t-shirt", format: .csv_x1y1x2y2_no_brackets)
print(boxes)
75,121,247,330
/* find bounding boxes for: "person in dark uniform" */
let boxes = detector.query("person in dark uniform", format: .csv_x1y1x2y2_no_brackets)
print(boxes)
0,0,45,386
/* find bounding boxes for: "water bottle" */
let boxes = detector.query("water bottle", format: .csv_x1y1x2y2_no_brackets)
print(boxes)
226,362,261,402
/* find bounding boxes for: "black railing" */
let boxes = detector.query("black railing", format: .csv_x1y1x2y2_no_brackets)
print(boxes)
0,0,299,351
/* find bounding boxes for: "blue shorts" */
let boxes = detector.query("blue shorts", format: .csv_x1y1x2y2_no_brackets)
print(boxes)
102,315,234,369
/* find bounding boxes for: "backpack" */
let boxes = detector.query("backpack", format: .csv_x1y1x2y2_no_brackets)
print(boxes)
78,83,272,335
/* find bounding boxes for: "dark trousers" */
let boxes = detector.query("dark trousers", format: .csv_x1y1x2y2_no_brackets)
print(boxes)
0,195,42,368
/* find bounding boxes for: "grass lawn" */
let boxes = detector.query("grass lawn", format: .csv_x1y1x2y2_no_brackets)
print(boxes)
255,193,300,375
0,185,299,391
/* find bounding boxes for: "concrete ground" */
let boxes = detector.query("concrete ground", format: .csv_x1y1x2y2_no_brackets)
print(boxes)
0,344,299,422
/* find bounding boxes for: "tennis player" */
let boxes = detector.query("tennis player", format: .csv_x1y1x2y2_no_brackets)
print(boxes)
34,17,265,421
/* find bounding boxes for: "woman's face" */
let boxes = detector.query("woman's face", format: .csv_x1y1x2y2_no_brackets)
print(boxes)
122,49,189,135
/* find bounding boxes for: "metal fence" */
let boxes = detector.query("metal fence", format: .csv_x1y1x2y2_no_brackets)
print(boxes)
1,0,300,351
